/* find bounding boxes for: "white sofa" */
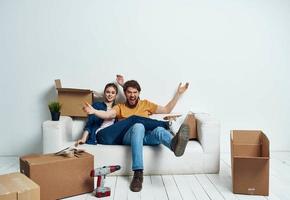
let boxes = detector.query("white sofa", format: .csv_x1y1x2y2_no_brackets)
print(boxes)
42,113,220,175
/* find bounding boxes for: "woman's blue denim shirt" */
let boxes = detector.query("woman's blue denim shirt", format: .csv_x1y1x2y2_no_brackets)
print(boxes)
84,102,111,144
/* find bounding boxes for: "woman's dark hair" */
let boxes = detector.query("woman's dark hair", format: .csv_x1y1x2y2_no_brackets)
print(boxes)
104,83,118,94
123,80,141,93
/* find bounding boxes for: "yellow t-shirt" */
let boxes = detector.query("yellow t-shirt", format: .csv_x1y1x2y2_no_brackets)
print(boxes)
113,99,158,120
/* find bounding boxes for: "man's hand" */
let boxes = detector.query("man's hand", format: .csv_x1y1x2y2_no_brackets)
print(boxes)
163,114,182,121
116,74,125,87
83,102,95,115
177,82,189,95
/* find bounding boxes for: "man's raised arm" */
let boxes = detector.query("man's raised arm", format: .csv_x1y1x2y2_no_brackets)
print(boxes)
155,82,189,114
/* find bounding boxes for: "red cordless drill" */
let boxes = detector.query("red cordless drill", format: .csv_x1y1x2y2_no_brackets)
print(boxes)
90,165,121,198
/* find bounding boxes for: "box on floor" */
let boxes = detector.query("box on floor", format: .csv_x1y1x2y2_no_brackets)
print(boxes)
0,172,40,200
231,130,269,196
20,152,94,200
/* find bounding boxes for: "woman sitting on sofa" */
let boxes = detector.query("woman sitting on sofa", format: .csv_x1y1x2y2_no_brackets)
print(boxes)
75,81,119,145
75,76,170,146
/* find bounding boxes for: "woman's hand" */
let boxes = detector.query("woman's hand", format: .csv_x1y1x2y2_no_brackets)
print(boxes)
83,102,96,115
75,130,89,147
75,139,85,147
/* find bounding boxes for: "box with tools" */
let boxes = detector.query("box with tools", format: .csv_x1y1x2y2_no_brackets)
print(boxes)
19,151,94,200
231,130,269,196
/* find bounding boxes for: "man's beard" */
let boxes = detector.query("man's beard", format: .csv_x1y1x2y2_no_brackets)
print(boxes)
126,98,139,108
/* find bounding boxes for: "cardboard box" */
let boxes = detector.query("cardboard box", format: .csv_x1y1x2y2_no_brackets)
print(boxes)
186,113,197,139
0,172,40,200
55,79,93,117
230,130,269,196
20,152,94,200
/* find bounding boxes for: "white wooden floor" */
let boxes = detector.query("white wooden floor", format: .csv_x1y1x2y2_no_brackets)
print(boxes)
1,152,290,200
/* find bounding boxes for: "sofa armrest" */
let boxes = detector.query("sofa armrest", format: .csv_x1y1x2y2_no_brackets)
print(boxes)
195,113,220,153
42,116,73,153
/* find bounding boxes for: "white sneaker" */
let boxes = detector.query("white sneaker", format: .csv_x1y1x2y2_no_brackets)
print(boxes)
169,114,186,134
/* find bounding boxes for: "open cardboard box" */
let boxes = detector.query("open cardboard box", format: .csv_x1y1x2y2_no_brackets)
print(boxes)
55,79,93,117
0,172,40,200
20,152,94,200
230,130,270,196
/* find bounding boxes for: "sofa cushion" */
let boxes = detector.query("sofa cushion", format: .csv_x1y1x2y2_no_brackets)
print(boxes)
65,140,206,175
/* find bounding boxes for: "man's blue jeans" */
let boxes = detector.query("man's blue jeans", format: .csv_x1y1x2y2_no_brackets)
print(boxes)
97,115,169,145
122,123,173,170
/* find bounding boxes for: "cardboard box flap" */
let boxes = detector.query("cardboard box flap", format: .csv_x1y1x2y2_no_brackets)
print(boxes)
55,79,62,89
20,153,93,165
261,133,270,157
233,156,269,160
232,144,261,157
57,88,92,93
55,79,92,93
231,130,262,145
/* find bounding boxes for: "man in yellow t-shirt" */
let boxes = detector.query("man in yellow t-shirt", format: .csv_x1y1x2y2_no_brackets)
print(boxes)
83,80,189,192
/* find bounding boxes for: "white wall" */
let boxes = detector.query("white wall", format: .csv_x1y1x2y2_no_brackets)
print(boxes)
0,0,289,155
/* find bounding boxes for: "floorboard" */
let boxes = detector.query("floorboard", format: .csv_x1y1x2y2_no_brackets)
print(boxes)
151,175,168,200
162,175,182,200
173,175,197,200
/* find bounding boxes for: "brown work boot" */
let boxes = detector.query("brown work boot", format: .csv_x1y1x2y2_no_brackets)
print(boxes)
171,124,189,156
130,170,143,192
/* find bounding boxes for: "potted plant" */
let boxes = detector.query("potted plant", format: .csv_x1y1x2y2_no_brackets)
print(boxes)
48,101,62,121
